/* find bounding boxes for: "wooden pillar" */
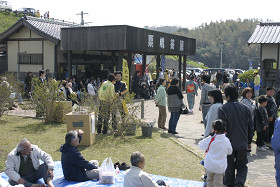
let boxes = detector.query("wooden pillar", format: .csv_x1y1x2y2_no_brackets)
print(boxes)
117,52,123,71
67,50,72,79
156,54,161,79
127,52,133,92
178,55,182,90
182,55,187,91
142,54,146,76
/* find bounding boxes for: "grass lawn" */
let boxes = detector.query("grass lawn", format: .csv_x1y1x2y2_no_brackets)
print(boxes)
0,115,204,181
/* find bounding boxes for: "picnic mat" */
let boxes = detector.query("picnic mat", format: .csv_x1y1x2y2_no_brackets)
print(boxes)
1,161,205,187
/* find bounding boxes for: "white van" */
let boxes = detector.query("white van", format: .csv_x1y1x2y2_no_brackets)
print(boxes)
0,1,12,12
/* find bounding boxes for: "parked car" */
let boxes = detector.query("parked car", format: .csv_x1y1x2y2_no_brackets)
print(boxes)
14,8,36,16
0,1,12,12
186,68,203,76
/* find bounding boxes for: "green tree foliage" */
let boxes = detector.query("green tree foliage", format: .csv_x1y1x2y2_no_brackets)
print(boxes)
0,12,20,33
238,69,258,83
175,19,261,69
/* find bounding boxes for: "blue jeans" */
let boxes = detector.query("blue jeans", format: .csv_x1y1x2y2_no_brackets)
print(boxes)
168,112,180,132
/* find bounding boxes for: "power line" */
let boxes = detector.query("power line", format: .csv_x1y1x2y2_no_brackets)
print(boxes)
76,11,92,25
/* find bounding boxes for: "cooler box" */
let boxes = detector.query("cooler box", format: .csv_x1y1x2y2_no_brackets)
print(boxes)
66,112,96,146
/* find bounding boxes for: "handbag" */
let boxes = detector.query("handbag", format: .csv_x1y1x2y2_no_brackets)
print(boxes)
180,107,189,114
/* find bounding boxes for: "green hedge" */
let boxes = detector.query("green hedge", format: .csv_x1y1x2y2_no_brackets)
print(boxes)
238,69,258,83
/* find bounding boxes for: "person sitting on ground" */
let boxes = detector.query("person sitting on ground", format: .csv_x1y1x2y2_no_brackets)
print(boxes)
140,83,150,100
60,129,99,182
5,138,54,187
124,151,168,187
199,120,233,187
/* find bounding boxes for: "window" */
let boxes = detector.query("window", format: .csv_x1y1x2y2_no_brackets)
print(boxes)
19,54,43,64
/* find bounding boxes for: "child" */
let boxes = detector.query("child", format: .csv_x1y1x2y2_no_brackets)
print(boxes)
256,95,269,151
199,119,232,187
185,75,198,113
272,117,280,187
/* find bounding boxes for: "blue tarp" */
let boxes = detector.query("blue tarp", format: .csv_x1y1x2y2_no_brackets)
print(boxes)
1,161,205,187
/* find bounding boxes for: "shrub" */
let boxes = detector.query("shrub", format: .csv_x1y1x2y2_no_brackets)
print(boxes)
0,73,20,118
238,69,258,83
31,78,71,123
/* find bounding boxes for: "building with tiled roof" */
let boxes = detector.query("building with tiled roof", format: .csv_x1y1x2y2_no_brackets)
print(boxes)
0,16,196,91
0,16,80,79
248,22,280,88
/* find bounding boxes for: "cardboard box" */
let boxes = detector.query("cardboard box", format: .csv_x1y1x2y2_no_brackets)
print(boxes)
66,112,96,146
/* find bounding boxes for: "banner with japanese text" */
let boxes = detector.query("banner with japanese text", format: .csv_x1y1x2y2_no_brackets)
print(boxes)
122,58,129,90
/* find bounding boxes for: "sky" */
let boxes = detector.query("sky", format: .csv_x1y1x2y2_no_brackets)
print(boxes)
8,0,280,29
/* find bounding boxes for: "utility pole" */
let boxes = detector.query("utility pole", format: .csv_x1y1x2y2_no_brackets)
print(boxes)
76,11,88,25
219,44,224,68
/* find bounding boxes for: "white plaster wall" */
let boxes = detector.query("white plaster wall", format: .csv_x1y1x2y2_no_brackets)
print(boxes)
20,65,43,72
7,41,18,72
43,40,55,72
262,44,278,61
19,41,42,53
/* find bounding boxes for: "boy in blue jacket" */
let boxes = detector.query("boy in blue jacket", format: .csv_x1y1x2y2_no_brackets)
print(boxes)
272,118,280,186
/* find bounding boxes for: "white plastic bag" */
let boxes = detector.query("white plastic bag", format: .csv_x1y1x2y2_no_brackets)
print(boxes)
99,157,115,184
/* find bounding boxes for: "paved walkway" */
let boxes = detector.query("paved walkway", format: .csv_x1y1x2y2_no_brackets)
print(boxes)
143,90,276,187
5,90,276,187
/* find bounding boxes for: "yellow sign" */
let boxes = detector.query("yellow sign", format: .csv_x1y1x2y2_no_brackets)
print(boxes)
122,59,129,90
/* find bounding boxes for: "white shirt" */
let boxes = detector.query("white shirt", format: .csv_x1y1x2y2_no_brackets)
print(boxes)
199,134,233,174
124,166,160,187
87,83,96,96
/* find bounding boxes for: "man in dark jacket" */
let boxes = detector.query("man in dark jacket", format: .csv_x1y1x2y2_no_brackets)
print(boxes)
265,86,278,142
218,84,254,187
60,129,99,182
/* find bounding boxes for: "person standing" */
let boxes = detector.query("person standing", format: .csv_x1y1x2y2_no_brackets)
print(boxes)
167,78,184,134
186,75,198,113
24,72,32,98
204,90,223,138
216,70,223,89
157,68,164,84
112,71,128,130
240,88,255,152
199,75,216,128
256,95,269,151
97,73,116,134
271,117,280,187
265,86,278,143
222,71,229,84
132,71,140,98
199,120,233,187
155,79,167,130
218,84,254,187
253,71,260,97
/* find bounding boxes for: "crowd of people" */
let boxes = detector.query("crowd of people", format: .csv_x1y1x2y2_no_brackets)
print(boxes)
2,67,280,187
